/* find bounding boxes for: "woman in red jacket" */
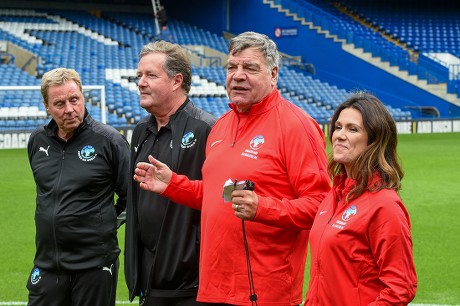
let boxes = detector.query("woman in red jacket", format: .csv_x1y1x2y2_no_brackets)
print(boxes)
304,92,417,305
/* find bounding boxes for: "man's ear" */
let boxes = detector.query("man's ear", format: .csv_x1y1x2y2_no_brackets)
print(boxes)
173,73,183,91
271,66,278,83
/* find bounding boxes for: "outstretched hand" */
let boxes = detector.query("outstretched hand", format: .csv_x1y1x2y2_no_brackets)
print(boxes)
133,155,172,194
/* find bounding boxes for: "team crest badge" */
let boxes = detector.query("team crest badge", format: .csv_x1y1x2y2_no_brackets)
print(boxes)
342,205,357,221
78,145,97,162
250,135,264,150
181,131,197,148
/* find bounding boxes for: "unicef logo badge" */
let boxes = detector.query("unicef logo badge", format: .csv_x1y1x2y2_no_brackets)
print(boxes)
342,205,357,221
250,135,264,150
31,267,41,285
181,131,196,149
78,145,97,162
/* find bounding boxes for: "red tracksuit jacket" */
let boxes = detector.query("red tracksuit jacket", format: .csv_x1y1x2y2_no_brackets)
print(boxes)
163,89,330,305
304,174,417,306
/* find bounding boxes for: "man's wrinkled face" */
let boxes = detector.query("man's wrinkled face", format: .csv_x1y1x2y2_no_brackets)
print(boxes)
226,47,277,112
46,80,85,140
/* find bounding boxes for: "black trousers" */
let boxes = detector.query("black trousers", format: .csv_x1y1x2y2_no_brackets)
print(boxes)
26,260,118,306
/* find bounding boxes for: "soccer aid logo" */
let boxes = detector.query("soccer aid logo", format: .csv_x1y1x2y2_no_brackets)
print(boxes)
250,135,264,150
78,145,97,162
31,267,41,285
342,205,357,221
181,131,197,148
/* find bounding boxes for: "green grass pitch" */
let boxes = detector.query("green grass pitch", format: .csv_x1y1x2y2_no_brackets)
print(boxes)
0,132,459,304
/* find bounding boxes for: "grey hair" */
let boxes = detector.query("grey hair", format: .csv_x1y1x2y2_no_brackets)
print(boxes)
229,31,280,74
41,68,82,105
139,40,192,94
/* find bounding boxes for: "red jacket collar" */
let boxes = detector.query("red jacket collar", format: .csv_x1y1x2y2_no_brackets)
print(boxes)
333,172,383,200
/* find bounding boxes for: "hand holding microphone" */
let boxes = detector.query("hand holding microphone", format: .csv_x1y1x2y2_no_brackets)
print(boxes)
231,180,257,221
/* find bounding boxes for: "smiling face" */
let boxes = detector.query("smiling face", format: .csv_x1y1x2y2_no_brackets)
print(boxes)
332,107,369,177
46,80,85,141
225,47,277,112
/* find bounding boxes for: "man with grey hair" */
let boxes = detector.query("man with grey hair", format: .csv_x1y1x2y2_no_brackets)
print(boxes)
132,31,330,305
27,67,130,306
125,40,216,306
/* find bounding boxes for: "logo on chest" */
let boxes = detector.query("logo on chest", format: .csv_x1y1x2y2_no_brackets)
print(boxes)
181,131,197,149
39,145,50,156
241,135,265,160
78,145,97,162
332,205,357,230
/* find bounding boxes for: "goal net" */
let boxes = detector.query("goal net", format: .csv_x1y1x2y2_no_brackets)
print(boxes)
0,85,106,149
0,85,106,126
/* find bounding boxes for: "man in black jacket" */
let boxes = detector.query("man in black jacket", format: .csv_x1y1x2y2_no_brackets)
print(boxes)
125,41,216,306
27,68,130,306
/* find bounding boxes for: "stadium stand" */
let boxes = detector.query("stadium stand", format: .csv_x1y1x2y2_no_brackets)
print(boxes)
4,0,459,131
335,0,460,94
0,6,340,129
267,0,459,112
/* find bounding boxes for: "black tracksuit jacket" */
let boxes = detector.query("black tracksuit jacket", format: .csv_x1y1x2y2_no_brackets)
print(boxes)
125,99,216,300
27,112,130,272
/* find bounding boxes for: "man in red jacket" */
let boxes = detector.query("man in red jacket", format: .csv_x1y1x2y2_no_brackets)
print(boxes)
133,31,330,305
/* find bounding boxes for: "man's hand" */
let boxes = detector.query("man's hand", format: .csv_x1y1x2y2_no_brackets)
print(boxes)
231,190,258,221
133,155,172,194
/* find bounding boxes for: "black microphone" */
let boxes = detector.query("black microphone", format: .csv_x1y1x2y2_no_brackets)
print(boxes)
243,180,255,191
